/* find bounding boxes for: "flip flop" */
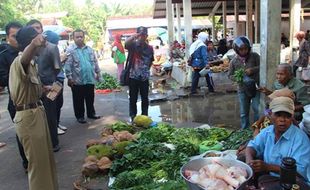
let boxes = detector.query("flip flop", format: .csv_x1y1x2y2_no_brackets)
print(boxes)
0,142,6,148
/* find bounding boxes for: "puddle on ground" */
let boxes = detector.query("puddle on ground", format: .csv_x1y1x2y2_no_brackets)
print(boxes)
136,93,243,129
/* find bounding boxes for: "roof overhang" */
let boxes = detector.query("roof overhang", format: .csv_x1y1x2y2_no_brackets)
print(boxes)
153,0,309,19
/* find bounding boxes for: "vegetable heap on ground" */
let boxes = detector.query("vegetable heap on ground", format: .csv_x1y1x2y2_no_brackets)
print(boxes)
95,73,120,90
83,118,253,190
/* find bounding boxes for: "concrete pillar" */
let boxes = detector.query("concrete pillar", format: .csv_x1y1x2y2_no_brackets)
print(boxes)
212,16,216,42
246,0,254,42
222,1,227,39
183,0,193,86
234,0,239,38
166,0,174,45
254,0,260,43
289,0,301,49
183,0,192,58
176,3,182,43
260,0,281,92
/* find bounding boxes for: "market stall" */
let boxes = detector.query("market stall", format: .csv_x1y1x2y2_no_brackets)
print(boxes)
77,117,254,190
171,58,236,91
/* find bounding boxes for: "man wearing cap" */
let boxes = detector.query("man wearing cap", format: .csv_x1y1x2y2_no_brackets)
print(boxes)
125,26,154,121
246,97,310,185
259,63,310,120
9,26,58,190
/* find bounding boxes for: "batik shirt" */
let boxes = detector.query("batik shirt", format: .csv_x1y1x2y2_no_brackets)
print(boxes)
65,44,100,85
125,41,154,81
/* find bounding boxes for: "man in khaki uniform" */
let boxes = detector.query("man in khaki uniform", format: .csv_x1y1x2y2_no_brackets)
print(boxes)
9,26,58,190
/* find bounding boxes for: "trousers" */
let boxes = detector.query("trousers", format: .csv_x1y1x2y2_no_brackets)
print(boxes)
8,95,28,169
71,84,96,119
238,91,260,129
42,95,59,148
191,69,214,93
129,78,149,118
14,106,58,190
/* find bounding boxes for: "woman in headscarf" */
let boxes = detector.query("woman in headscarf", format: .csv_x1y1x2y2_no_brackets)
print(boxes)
112,34,126,81
189,32,214,94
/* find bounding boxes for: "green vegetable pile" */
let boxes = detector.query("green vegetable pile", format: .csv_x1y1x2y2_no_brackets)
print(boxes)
83,121,253,189
110,121,134,133
221,128,253,150
233,68,245,84
108,122,247,189
95,73,120,90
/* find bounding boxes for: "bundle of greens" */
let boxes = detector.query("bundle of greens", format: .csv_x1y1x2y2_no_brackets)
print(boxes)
109,121,133,133
95,73,120,90
221,128,253,150
138,123,176,143
110,140,172,176
103,122,243,189
233,68,245,84
110,151,189,189
207,127,232,141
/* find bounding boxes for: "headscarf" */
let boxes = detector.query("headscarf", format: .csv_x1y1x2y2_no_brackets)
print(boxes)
189,32,208,56
112,34,125,53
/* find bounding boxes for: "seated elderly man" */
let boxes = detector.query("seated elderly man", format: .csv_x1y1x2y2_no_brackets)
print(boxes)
259,63,310,120
246,97,310,186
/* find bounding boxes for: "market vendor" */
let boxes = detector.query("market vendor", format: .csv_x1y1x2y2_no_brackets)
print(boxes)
259,64,310,121
246,97,310,184
152,46,166,76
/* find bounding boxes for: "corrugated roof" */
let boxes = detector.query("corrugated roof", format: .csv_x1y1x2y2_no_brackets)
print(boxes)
153,0,309,19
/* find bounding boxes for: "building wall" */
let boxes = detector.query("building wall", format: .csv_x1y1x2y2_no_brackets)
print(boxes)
281,19,310,37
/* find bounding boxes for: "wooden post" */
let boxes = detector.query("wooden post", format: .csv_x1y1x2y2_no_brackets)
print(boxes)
183,0,192,58
234,0,239,38
166,0,174,45
222,1,227,39
246,0,254,42
254,0,260,43
176,3,182,43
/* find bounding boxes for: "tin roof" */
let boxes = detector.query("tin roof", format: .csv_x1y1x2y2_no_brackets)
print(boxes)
153,0,309,19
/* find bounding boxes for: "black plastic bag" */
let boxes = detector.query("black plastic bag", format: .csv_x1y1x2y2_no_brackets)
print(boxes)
243,75,256,98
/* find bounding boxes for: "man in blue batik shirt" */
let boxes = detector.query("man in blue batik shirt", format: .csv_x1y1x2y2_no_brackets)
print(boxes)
246,97,310,185
65,29,101,124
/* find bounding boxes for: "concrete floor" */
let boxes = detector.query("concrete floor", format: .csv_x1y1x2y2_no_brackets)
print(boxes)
0,59,249,190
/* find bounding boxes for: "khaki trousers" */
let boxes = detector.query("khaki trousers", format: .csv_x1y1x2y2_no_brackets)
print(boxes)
14,106,58,190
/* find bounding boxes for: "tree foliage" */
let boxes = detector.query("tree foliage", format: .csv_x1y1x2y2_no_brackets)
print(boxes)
0,0,153,44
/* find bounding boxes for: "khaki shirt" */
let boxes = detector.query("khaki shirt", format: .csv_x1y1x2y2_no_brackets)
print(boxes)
9,53,42,106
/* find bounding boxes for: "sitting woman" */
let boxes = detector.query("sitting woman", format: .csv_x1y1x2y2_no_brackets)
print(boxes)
246,97,310,187
152,46,167,76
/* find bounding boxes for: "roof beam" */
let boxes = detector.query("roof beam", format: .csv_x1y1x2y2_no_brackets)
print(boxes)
302,1,310,8
209,1,222,17
172,0,235,3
